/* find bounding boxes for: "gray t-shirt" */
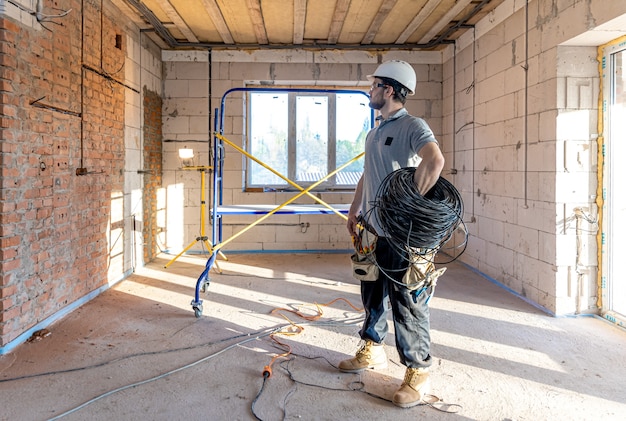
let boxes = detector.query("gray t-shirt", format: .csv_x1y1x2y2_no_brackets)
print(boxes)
360,108,438,236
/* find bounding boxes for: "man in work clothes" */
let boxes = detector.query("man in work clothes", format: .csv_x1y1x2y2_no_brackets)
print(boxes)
340,60,445,408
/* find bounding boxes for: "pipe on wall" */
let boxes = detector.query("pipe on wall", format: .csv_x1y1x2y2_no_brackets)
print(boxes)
522,0,529,209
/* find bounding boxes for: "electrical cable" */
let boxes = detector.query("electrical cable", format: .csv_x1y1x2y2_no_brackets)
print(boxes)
261,298,364,379
251,355,463,419
0,330,263,384
11,296,458,419
373,168,465,254
251,371,270,421
30,307,363,420
356,168,468,291
45,329,283,421
250,299,364,420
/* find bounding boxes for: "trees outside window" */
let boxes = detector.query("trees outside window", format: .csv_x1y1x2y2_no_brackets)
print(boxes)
247,90,371,190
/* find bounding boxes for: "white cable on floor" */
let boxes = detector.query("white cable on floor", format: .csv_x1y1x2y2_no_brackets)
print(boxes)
46,317,363,420
46,331,276,420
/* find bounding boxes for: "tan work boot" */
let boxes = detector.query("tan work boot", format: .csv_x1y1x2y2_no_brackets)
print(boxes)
338,340,388,373
392,367,431,408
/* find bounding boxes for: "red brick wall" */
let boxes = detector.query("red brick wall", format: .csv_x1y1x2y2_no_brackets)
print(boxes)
0,1,127,346
143,87,163,262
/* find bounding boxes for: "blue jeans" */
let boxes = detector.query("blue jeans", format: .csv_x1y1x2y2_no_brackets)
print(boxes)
359,237,432,369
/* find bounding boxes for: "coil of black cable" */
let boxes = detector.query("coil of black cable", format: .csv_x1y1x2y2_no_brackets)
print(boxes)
373,167,464,252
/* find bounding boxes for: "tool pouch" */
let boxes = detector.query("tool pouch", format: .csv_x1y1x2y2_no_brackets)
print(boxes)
402,253,446,291
351,250,379,281
350,219,378,281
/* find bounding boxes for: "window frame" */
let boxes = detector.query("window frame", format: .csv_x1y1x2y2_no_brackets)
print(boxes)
243,87,373,192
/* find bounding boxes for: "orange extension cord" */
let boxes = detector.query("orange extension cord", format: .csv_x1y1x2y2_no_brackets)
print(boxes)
262,298,363,378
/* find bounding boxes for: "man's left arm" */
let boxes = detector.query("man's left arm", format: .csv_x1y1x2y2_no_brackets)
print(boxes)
414,142,445,195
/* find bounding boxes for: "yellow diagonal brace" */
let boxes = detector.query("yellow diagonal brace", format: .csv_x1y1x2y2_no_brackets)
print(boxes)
212,142,364,253
215,133,356,221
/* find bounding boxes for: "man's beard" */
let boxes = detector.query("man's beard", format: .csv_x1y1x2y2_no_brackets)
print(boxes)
369,96,384,110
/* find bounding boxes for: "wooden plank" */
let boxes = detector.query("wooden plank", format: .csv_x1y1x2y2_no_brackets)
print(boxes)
170,0,221,42
199,0,235,44
328,0,351,44
418,0,472,44
337,0,382,44
293,0,307,44
246,0,268,44
361,0,398,45
395,0,442,44
154,0,199,42
261,0,294,44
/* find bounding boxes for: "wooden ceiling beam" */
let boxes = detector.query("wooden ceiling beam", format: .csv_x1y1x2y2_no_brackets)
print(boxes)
293,0,307,44
246,0,268,44
418,0,472,44
110,0,149,28
328,0,351,44
395,0,442,44
154,0,198,42
361,0,398,45
199,0,235,44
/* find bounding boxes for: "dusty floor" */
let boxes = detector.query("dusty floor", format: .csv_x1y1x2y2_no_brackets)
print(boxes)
1,252,625,421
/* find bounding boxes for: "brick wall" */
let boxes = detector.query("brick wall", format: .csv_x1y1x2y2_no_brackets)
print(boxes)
143,87,163,262
0,1,127,347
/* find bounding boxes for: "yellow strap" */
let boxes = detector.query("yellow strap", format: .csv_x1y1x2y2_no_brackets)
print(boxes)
215,133,356,221
212,132,364,252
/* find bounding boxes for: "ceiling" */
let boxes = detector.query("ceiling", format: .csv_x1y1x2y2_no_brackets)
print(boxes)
112,0,506,50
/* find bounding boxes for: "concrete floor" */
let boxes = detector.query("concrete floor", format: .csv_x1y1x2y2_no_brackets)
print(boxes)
1,252,625,421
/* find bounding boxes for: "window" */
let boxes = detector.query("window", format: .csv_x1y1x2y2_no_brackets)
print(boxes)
246,90,372,191
602,42,626,320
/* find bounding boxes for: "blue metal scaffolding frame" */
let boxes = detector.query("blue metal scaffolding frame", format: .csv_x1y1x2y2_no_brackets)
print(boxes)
190,87,373,317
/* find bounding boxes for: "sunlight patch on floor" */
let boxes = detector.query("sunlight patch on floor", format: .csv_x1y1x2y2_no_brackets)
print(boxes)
432,329,567,372
430,297,564,331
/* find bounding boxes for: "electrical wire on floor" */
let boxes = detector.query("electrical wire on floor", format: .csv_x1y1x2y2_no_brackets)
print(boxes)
250,299,461,420
45,328,284,421
250,298,364,420
7,292,457,420
261,298,364,378
0,329,264,384
280,354,463,414
32,306,364,420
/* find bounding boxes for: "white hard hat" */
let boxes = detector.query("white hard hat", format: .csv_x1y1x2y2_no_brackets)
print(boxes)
367,60,416,95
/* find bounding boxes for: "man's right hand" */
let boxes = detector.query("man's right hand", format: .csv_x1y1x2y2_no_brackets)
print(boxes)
347,213,359,238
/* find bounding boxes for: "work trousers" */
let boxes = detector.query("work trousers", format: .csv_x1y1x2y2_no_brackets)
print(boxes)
359,237,432,369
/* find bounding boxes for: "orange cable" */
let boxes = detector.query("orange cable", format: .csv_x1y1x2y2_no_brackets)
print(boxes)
262,297,363,378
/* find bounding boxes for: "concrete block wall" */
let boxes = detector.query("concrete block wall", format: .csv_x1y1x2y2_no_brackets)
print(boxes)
553,46,600,314
441,0,622,315
161,51,212,255
161,49,443,254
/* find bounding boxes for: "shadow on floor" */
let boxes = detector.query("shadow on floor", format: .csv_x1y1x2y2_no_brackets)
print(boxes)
1,253,625,421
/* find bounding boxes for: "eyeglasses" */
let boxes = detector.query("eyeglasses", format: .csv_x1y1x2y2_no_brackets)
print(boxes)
370,83,388,91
